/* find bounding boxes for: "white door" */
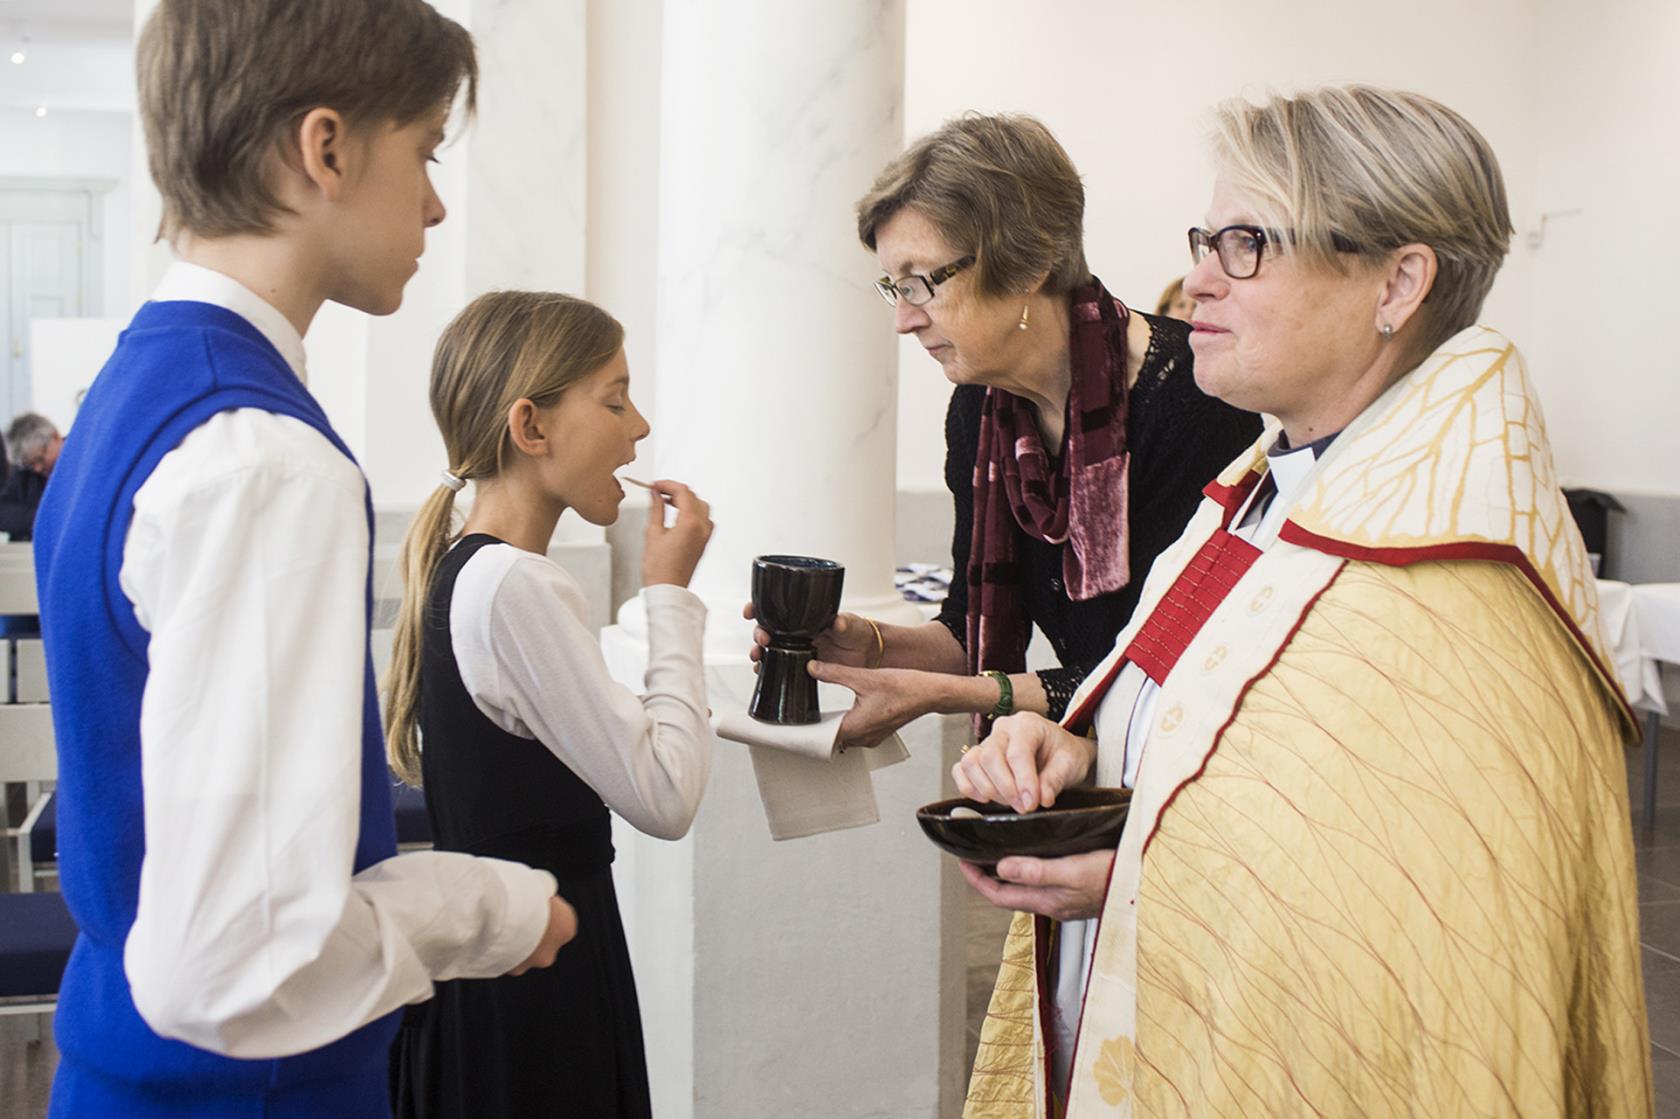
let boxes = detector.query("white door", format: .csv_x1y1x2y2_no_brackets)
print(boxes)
0,189,96,428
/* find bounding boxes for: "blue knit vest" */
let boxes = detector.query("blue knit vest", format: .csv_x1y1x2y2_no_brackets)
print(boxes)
33,300,400,1118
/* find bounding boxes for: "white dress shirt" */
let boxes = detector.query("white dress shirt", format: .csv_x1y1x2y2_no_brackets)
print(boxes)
450,542,711,840
1050,435,1324,1094
118,262,556,1060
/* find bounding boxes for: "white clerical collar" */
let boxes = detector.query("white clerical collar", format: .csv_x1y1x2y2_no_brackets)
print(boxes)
1263,434,1324,514
1231,429,1339,539
151,260,308,383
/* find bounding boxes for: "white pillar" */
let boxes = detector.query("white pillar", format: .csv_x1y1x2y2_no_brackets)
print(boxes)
600,3,968,1116
648,1,909,623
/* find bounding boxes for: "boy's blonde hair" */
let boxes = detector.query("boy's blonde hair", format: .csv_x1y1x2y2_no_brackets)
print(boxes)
385,292,625,786
138,0,478,241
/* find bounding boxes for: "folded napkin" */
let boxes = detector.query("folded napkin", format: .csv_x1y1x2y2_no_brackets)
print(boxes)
714,701,909,841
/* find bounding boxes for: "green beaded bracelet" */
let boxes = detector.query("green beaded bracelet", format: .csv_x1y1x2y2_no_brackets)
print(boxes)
982,669,1014,719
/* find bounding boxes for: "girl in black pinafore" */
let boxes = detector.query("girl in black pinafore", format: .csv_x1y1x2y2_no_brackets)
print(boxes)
385,292,715,1119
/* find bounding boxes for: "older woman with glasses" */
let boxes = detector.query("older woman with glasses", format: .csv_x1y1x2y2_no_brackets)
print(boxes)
750,113,1259,750
956,86,1650,1118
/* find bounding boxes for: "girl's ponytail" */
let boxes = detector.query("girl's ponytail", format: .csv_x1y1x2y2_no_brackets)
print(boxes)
384,480,463,785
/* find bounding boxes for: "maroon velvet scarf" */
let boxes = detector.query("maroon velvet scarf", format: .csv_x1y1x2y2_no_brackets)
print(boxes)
965,280,1131,674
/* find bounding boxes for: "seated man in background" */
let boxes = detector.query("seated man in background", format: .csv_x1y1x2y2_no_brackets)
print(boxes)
0,412,61,542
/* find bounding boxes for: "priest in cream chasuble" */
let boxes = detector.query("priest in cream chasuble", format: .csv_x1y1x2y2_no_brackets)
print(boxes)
957,86,1650,1119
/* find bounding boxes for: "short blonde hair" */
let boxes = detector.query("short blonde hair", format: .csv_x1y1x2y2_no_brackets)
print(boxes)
856,113,1090,298
138,0,478,241
384,292,625,786
1210,86,1513,356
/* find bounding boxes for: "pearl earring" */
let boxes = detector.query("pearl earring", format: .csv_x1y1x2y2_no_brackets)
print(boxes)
1018,304,1030,332
1380,323,1394,339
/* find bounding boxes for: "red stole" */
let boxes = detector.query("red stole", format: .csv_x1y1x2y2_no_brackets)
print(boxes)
1064,485,1264,733
1120,529,1261,686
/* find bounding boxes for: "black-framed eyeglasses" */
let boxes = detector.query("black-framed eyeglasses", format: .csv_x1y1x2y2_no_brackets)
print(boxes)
874,254,975,306
1187,224,1362,279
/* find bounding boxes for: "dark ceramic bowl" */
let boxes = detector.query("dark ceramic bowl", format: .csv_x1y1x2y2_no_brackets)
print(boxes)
916,787,1132,867
751,555,844,643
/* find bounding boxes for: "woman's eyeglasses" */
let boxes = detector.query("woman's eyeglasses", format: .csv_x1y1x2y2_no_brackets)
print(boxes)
874,255,975,306
1188,225,1362,279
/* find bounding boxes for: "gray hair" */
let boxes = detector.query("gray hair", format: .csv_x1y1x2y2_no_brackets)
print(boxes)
1209,85,1513,358
6,413,58,465
856,113,1091,298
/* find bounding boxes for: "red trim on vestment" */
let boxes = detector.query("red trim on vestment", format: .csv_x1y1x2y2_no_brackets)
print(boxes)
1123,531,1262,686
1276,521,1640,733
1201,469,1263,519
1062,655,1123,735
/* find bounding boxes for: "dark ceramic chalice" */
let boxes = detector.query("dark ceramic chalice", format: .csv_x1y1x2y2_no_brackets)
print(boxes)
748,554,845,725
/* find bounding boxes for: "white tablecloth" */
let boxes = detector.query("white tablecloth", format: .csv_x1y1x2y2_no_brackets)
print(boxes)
1598,580,1679,716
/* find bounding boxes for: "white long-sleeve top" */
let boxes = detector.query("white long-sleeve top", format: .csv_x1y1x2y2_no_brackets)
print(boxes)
118,262,556,1061
449,542,712,841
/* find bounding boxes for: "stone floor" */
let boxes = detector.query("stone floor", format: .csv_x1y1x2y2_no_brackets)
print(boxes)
9,728,1680,1117
0,1010,54,1119
1631,721,1680,1116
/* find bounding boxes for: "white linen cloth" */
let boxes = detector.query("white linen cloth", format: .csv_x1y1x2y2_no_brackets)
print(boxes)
118,262,555,1060
1634,584,1680,665
714,689,908,840
450,541,711,840
1597,579,1670,715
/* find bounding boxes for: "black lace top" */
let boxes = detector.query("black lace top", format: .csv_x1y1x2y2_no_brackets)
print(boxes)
934,312,1263,718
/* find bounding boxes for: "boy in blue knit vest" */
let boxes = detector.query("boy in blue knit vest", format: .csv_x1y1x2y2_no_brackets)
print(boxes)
32,2,575,1115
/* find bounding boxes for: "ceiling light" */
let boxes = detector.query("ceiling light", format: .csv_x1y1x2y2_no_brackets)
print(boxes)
9,50,22,65
34,104,47,118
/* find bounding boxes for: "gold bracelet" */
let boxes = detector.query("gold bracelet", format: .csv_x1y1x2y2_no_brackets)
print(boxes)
865,617,885,669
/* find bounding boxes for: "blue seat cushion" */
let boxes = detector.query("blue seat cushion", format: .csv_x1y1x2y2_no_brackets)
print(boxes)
391,782,432,846
0,891,77,998
30,790,55,865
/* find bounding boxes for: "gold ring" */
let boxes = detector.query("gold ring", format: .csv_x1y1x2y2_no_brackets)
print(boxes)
960,744,973,756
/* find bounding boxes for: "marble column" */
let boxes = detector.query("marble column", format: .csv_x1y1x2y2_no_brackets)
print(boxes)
599,3,968,1116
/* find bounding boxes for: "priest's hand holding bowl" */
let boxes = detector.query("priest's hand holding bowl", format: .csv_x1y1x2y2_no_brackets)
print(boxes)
950,713,1113,922
742,605,1039,749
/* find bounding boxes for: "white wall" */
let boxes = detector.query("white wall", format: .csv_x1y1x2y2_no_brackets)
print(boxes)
0,107,133,318
1529,0,1680,498
893,0,1548,493
585,0,663,485
0,35,133,115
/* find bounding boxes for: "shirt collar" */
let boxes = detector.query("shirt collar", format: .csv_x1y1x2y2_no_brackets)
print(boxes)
150,261,308,383
1263,429,1338,512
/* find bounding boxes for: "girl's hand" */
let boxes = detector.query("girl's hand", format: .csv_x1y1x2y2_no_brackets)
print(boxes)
952,714,1095,815
641,480,713,588
741,606,878,668
805,661,938,749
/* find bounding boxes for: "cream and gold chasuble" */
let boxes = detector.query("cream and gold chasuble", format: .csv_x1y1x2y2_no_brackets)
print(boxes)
964,327,1651,1118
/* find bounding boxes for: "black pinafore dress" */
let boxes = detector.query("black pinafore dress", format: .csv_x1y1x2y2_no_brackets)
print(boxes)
392,534,652,1119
